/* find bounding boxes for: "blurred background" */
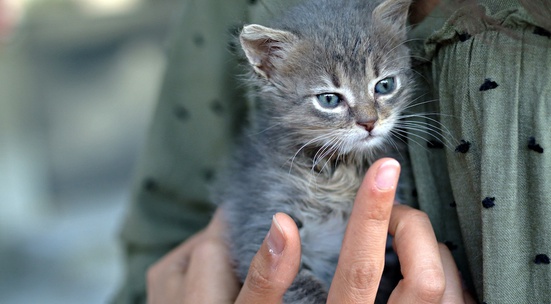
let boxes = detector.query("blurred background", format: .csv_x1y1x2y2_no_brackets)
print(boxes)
0,0,179,302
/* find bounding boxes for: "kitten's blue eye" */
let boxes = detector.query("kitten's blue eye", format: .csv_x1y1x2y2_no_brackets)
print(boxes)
316,93,342,109
374,77,396,95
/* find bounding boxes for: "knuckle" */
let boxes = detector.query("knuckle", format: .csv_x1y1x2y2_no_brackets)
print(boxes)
246,264,274,292
408,209,430,223
365,205,390,223
396,209,430,233
341,259,383,293
414,268,446,302
192,237,225,257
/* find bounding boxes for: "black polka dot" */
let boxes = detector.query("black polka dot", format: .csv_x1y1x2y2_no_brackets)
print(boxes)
482,197,495,209
427,140,444,149
193,33,205,47
411,189,418,198
210,99,225,116
444,241,458,251
203,168,215,182
143,178,159,192
249,0,257,4
132,292,146,304
528,137,544,153
479,78,499,91
450,201,457,208
533,26,551,38
457,31,472,42
534,254,550,264
455,140,471,153
174,105,189,121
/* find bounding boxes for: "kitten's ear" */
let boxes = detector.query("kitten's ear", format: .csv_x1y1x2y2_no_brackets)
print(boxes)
372,0,411,39
239,24,298,79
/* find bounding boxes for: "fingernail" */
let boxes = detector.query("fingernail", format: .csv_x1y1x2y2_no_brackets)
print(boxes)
267,215,285,255
375,159,400,190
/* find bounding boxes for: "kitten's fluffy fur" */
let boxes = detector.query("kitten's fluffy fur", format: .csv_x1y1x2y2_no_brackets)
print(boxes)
213,0,412,302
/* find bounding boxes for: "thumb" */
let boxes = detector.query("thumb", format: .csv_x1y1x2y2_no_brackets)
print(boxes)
235,213,301,304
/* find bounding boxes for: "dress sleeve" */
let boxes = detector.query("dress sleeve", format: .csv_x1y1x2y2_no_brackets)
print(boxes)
111,1,250,302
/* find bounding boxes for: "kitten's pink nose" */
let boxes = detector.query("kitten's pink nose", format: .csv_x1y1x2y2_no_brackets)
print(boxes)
357,119,377,132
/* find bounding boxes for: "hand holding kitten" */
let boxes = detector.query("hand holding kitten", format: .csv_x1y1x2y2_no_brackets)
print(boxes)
147,159,475,303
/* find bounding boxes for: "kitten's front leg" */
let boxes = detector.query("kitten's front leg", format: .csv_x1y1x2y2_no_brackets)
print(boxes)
283,269,328,304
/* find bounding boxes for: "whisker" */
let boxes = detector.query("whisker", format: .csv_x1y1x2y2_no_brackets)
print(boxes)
384,55,430,67
390,129,431,154
312,136,339,171
288,133,335,173
400,97,438,111
250,122,285,136
398,115,459,145
408,68,432,85
397,119,455,140
385,37,426,57
316,144,340,178
386,135,406,162
395,122,456,150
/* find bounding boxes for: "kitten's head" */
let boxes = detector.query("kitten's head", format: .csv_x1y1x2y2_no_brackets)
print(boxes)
240,0,412,160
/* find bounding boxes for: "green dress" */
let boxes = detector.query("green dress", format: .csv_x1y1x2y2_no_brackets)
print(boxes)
408,1,551,301
112,0,551,303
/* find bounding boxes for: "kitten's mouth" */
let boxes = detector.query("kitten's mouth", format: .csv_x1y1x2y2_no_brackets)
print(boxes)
359,132,385,148
363,132,376,140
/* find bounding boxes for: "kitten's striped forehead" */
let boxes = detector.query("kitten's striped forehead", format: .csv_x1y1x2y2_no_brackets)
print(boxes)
320,55,379,107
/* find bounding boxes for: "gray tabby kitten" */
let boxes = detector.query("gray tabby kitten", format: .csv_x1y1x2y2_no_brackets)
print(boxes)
214,0,412,302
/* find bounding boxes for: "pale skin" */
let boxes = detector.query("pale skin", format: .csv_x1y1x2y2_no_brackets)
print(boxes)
147,158,476,303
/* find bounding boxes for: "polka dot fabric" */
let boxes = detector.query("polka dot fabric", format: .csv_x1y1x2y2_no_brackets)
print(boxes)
408,2,551,302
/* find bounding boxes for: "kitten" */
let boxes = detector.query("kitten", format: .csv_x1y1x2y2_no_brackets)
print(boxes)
213,0,412,302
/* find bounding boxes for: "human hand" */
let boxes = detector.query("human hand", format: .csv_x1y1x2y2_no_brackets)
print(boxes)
327,158,474,303
147,158,475,303
239,157,477,303
146,209,241,303
146,208,301,304
386,204,477,303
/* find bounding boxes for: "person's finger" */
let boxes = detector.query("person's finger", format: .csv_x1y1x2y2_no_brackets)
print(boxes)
388,205,446,304
438,244,465,303
147,209,242,304
205,208,227,235
148,209,226,274
438,244,478,304
235,213,301,304
147,230,204,289
328,158,401,304
183,236,241,304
